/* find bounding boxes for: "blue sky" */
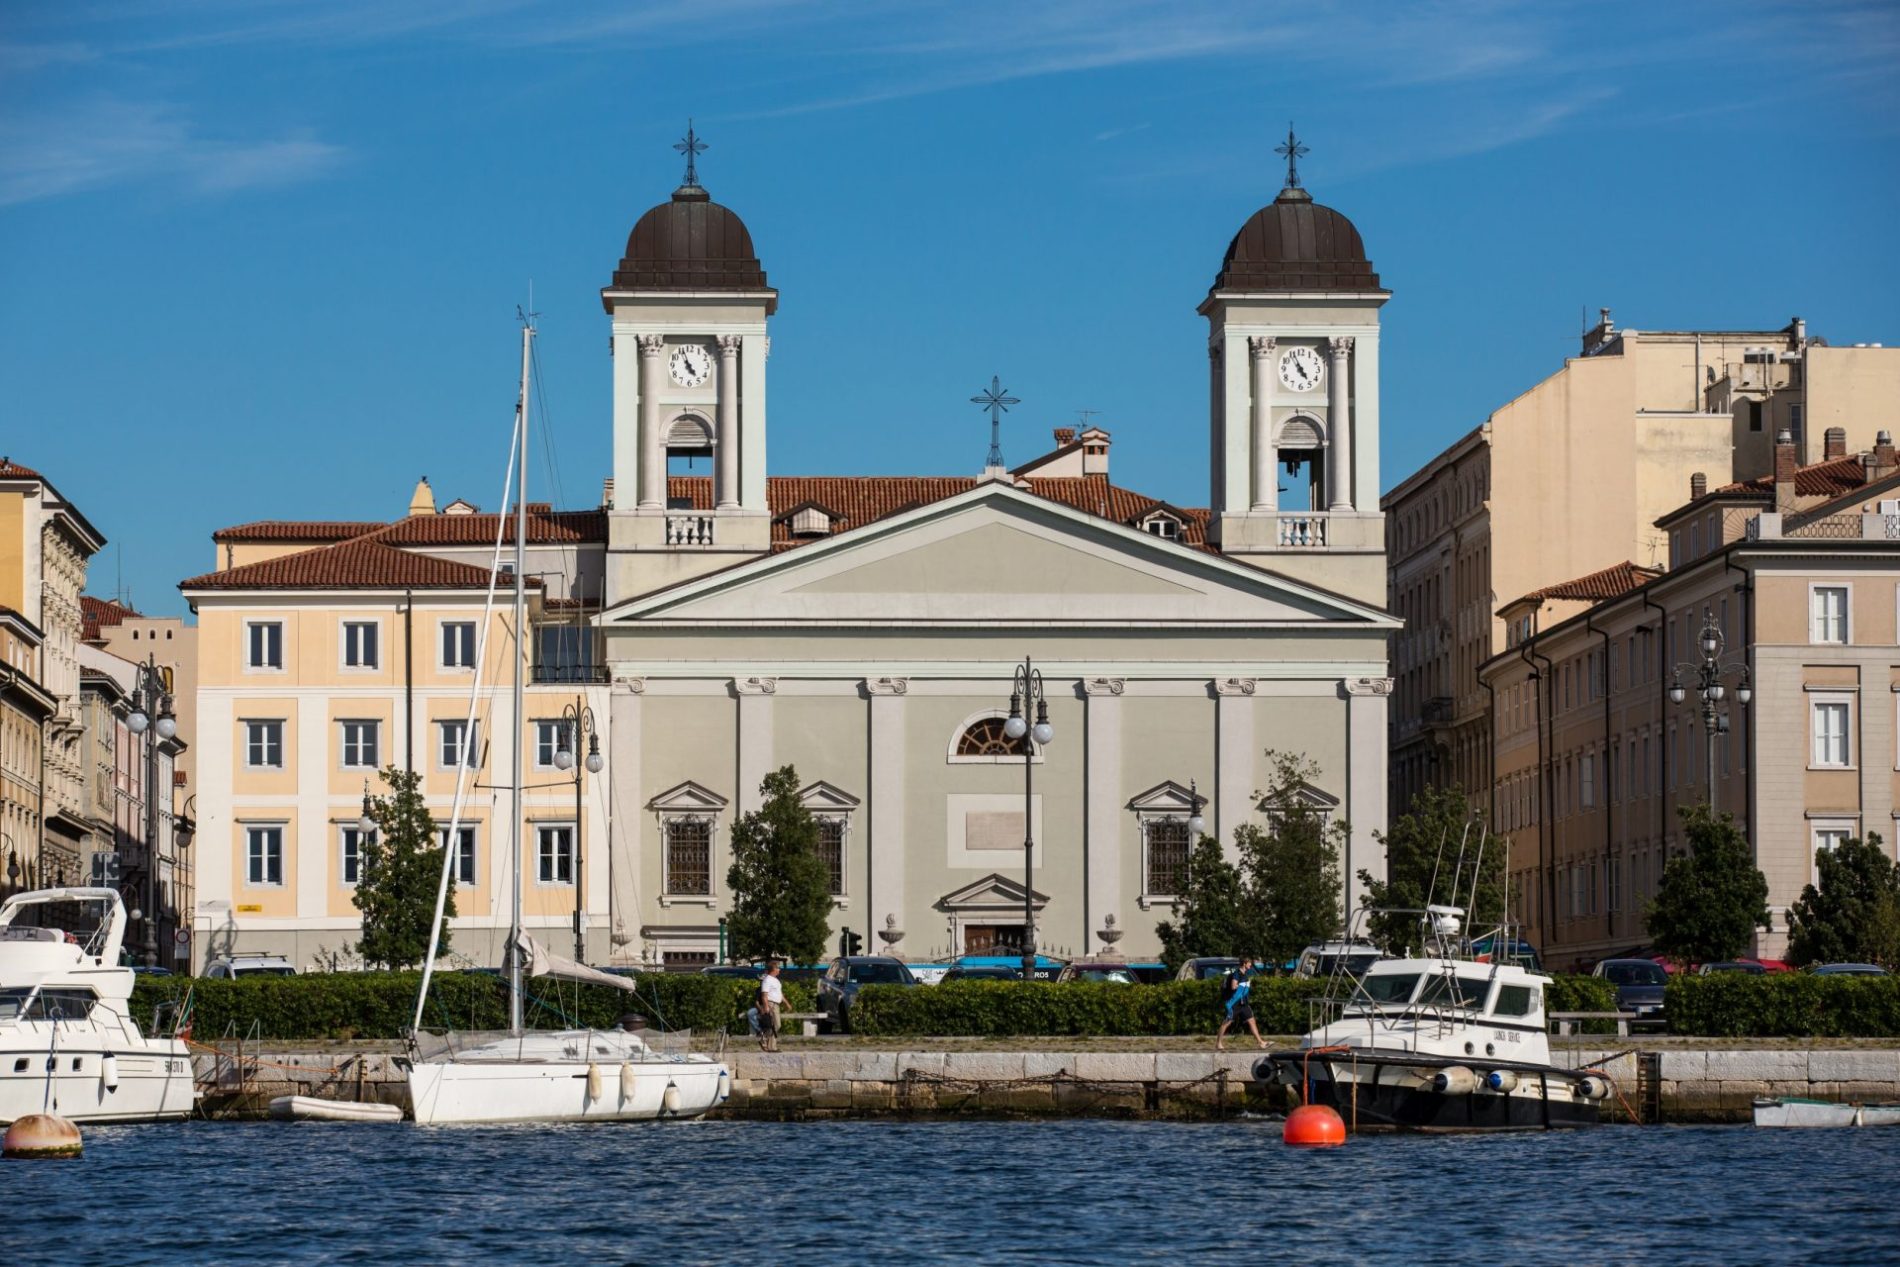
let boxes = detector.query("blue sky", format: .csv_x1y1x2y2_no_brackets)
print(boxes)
3,0,1896,617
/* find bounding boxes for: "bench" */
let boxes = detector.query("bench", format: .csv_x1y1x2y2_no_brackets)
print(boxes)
1548,1011,1636,1038
781,1011,827,1037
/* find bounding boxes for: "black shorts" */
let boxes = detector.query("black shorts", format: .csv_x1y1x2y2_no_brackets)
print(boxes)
1224,1002,1254,1025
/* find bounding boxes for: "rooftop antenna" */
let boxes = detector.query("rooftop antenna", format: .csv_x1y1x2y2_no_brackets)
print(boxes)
1075,409,1101,430
971,375,1019,470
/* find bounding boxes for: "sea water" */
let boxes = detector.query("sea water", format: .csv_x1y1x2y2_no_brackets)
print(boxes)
9,1118,1898,1265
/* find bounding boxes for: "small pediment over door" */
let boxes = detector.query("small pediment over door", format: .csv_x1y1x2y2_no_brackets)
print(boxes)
937,872,1049,914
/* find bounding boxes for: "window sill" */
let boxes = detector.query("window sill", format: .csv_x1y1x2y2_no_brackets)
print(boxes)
831,898,849,910
659,895,716,908
1136,894,1179,910
1807,765,1857,772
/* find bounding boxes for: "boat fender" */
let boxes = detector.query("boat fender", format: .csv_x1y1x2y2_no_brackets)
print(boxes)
1251,1057,1277,1084
586,1062,603,1100
1485,1070,1518,1093
619,1061,635,1102
716,1068,731,1103
1432,1066,1480,1095
100,1054,120,1092
662,1081,682,1116
1575,1074,1611,1101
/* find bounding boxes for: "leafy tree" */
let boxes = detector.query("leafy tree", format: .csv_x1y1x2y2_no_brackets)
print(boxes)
724,765,833,965
1787,833,1900,968
1156,835,1254,971
1358,784,1503,956
1646,804,1770,964
354,766,454,969
1155,752,1344,969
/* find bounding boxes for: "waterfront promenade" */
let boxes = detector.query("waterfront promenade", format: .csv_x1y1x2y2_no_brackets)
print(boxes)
188,1035,1900,1124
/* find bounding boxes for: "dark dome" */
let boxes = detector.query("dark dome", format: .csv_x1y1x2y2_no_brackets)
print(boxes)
1211,187,1380,294
607,184,773,310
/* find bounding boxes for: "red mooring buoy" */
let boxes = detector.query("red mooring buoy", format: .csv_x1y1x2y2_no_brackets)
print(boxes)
1283,1103,1346,1147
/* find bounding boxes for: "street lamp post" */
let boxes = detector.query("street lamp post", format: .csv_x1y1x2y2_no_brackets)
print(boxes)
553,699,602,965
124,654,177,968
1668,606,1752,799
1002,657,1055,982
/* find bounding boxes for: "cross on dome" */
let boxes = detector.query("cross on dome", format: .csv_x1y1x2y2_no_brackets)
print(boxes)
674,120,708,187
970,375,1020,469
1274,123,1309,190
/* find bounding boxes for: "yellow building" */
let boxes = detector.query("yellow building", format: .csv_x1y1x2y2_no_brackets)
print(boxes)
0,457,105,888
0,604,54,894
1480,430,1900,967
1387,314,1900,819
181,503,614,971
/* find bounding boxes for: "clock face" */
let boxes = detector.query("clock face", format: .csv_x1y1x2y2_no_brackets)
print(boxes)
1279,345,1324,393
668,343,712,387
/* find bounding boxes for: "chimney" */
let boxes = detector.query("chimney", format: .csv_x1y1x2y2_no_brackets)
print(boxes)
1824,427,1847,460
602,477,615,509
1052,427,1076,447
408,476,436,517
1869,429,1897,482
1081,427,1110,477
1690,472,1707,500
1774,428,1799,515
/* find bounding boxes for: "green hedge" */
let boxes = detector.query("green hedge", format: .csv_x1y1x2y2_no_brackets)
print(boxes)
128,972,815,1042
848,974,1614,1038
1665,973,1900,1037
1546,974,1620,1031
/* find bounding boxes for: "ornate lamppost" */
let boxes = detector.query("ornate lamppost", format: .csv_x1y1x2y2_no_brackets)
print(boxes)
553,699,602,964
1002,657,1055,981
124,655,176,967
1668,607,1752,798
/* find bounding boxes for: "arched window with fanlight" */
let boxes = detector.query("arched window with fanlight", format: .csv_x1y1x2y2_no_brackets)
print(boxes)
947,713,1037,764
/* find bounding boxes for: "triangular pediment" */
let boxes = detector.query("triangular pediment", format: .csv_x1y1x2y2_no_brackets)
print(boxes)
1259,782,1339,812
1128,780,1203,814
798,780,860,812
606,484,1394,629
937,872,1050,911
648,780,728,813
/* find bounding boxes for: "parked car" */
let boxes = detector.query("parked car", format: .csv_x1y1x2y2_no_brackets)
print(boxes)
816,956,917,1031
1592,957,1668,1027
1173,957,1242,982
204,953,297,979
1811,962,1891,977
697,962,824,985
1292,940,1385,980
1126,962,1172,985
1054,960,1143,984
1698,961,1768,975
941,966,1018,982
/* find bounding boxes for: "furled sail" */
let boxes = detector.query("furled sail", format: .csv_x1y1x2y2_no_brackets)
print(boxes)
515,934,635,993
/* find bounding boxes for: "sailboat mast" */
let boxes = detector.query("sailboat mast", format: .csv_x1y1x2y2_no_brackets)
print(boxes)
508,320,534,1035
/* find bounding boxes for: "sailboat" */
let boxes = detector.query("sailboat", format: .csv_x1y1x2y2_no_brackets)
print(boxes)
402,320,731,1126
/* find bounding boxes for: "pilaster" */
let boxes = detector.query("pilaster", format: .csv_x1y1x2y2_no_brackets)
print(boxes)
734,675,776,813
1344,676,1392,912
1083,676,1124,953
606,677,645,959
1214,677,1257,859
866,677,908,942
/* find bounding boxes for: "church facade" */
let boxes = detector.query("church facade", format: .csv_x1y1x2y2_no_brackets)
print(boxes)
184,152,1394,970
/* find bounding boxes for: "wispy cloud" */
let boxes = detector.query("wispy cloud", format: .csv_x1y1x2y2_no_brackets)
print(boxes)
0,98,346,207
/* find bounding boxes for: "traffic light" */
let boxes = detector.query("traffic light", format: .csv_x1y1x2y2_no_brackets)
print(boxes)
842,928,864,957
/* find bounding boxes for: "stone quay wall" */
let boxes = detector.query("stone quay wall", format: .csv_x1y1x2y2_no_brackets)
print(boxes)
188,1042,1900,1123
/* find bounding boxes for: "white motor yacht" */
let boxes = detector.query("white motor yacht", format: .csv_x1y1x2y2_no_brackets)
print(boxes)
1257,906,1607,1132
0,887,195,1125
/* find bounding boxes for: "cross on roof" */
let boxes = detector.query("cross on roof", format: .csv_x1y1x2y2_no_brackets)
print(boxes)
1274,122,1309,190
674,119,707,187
970,375,1020,469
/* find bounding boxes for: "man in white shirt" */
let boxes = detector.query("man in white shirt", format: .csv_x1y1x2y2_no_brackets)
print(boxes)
756,959,785,1052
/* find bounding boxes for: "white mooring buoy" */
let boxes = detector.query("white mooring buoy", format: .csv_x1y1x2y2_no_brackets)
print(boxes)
4,1113,83,1160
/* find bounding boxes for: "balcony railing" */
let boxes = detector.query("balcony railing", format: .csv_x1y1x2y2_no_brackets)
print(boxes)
531,664,609,684
665,514,715,546
1276,514,1328,547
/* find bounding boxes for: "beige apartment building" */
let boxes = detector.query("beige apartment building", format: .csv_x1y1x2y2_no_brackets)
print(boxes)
1388,313,1900,818
1480,431,1900,968
0,457,105,889
1,605,54,895
186,158,1398,969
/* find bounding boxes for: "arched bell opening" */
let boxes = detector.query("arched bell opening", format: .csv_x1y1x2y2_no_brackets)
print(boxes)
663,414,714,509
1274,415,1326,512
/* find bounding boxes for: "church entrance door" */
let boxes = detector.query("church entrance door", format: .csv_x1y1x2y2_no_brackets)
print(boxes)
962,925,1026,956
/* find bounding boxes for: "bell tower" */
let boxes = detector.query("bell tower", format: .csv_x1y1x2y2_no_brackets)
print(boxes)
1200,128,1388,606
603,125,777,604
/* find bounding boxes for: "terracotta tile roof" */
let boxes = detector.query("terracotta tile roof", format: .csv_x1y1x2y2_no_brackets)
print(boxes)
0,458,45,480
211,520,388,544
80,596,140,642
1712,455,1867,499
1517,561,1661,605
180,536,541,592
378,507,606,546
666,475,1211,549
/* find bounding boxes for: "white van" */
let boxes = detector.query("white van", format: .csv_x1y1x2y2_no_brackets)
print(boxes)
204,953,298,979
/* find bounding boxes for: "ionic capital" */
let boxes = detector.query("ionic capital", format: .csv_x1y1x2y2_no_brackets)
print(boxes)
1215,676,1258,697
864,676,910,696
1083,676,1126,697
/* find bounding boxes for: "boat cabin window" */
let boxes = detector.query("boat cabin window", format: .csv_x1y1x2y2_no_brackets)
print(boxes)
1418,975,1493,1012
0,987,97,1021
1493,984,1540,1017
1352,973,1421,1006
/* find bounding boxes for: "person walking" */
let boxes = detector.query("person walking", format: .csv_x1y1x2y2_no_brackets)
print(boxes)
1215,956,1266,1052
756,959,785,1052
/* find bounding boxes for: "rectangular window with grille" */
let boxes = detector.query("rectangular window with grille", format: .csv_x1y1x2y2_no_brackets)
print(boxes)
244,719,284,769
439,825,478,885
342,621,379,669
536,824,574,885
816,818,845,897
665,818,712,896
340,720,379,769
246,825,284,886
1811,700,1851,767
340,826,372,886
1810,586,1848,645
1146,818,1190,896
441,621,476,669
247,621,283,670
438,720,479,769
